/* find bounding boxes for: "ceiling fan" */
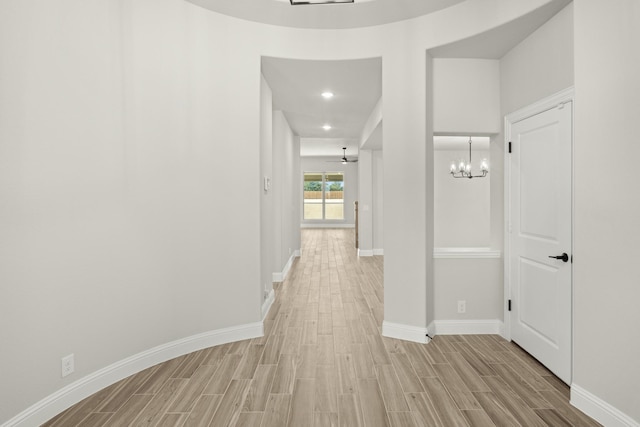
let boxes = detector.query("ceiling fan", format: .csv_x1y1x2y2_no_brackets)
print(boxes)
327,147,358,164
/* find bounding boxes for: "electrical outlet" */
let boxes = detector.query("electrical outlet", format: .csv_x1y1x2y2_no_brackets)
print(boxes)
457,300,466,314
61,354,74,377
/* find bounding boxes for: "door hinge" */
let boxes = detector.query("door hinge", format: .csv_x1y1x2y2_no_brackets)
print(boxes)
508,299,512,311
508,141,512,153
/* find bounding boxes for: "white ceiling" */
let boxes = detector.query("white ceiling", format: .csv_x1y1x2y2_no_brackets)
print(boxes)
262,56,382,143
299,138,360,158
254,1,570,158
187,0,464,30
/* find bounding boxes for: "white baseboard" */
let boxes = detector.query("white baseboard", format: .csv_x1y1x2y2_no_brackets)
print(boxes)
1,323,264,427
429,319,503,335
261,289,275,321
358,249,374,257
272,251,300,283
382,321,429,344
571,384,640,427
300,223,355,229
373,249,384,256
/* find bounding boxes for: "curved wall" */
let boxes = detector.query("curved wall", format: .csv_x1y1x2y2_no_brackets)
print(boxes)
0,0,559,424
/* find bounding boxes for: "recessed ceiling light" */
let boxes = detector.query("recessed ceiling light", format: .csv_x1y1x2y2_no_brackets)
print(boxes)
323,124,332,131
321,91,334,99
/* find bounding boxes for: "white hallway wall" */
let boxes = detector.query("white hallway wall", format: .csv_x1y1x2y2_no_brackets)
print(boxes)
3,0,626,424
573,1,640,424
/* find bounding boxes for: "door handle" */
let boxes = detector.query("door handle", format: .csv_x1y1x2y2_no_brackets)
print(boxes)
548,253,569,262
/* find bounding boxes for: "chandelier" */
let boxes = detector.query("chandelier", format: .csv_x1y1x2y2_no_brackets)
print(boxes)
449,137,489,179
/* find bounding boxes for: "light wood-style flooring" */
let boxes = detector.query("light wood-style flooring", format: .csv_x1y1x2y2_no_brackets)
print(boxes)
42,229,601,426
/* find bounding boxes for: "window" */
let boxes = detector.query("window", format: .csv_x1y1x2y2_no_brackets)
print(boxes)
303,172,344,220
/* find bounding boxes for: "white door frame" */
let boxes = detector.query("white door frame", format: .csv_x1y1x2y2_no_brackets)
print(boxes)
503,86,575,343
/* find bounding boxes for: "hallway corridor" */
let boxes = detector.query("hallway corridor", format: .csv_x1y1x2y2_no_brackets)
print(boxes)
42,229,600,426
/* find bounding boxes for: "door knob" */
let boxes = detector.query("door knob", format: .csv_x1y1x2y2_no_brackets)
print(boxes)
548,253,569,262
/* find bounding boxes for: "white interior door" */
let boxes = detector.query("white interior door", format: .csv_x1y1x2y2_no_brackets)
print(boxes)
508,101,572,384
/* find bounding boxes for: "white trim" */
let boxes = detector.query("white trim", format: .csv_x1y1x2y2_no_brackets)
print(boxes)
294,249,301,257
261,289,275,320
503,86,575,343
433,247,501,259
300,223,355,229
571,384,640,427
382,321,429,344
430,320,503,336
357,249,374,257
272,251,300,283
373,249,384,256
506,87,575,124
1,323,263,427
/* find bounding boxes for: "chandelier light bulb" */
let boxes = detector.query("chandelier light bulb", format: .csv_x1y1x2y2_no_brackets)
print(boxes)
480,158,489,172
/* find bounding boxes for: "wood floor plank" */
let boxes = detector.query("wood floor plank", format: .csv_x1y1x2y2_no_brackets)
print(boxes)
234,343,265,379
421,377,470,426
287,379,316,427
317,334,336,365
235,412,263,427
405,392,443,427
315,364,339,413
156,413,187,427
172,350,209,379
169,364,219,412
461,409,497,427
242,364,276,412
261,394,292,427
281,327,303,355
76,412,113,427
367,333,392,365
102,394,154,427
390,353,424,393
210,379,251,427
338,394,365,427
260,334,284,365
303,320,319,345
376,364,409,411
202,353,242,394
98,366,156,412
297,344,318,379
432,363,481,410
404,343,437,378
131,378,188,427
481,376,547,427
315,412,339,426
444,352,491,392
333,326,350,354
387,412,417,427
337,353,358,394
358,378,390,427
489,362,552,409
351,343,376,379
534,408,573,427
182,394,222,427
271,353,300,394
473,392,522,427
